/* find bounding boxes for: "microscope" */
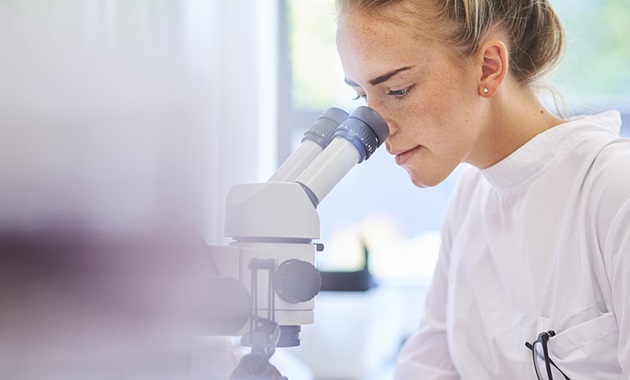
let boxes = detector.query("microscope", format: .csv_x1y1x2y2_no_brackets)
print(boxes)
208,106,388,379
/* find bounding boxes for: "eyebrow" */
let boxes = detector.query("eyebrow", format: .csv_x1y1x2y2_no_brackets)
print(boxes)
344,66,414,87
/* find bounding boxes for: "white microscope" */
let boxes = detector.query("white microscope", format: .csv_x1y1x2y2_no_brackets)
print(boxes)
208,106,388,379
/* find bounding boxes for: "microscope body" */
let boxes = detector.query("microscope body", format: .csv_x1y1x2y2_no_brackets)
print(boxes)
207,106,388,378
212,182,322,342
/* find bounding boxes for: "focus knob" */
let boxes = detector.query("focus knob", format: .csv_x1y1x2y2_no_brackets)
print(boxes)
275,259,321,303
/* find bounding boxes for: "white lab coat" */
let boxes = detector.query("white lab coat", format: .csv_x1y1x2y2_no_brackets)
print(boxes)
395,111,630,379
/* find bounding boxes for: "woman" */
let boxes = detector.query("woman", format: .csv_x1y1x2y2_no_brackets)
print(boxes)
335,0,629,379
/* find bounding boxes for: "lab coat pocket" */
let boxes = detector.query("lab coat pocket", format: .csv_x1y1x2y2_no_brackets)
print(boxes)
548,312,621,378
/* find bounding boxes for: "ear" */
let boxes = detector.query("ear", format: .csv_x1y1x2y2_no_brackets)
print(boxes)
478,40,508,97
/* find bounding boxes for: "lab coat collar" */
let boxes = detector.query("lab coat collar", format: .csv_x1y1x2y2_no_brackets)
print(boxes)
480,110,622,190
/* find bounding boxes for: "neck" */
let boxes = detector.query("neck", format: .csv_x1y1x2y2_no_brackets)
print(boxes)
468,79,564,169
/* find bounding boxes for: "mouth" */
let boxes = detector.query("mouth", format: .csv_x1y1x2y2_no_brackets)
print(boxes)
393,146,421,166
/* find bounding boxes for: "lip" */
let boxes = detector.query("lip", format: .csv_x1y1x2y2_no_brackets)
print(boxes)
394,146,421,166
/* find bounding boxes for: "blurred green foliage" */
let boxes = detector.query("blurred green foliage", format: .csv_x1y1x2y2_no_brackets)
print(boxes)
288,0,359,110
551,0,630,99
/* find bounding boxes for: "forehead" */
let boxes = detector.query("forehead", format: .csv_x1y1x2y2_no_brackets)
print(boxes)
336,11,435,81
337,11,418,57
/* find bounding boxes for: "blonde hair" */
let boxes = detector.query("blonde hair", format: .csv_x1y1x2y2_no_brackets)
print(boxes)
335,0,566,85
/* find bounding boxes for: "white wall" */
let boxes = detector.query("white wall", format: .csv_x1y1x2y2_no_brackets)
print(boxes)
0,0,277,243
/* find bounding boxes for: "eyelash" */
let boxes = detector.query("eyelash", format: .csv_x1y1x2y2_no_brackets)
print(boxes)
352,85,416,102
387,85,415,99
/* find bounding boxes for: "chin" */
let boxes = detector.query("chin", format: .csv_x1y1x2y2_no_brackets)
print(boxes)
406,168,445,188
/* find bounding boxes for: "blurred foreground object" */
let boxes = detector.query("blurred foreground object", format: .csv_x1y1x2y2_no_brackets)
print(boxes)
0,231,223,379
0,1,243,377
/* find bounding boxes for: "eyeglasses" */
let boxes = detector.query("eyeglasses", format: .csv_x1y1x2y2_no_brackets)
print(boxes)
525,330,571,380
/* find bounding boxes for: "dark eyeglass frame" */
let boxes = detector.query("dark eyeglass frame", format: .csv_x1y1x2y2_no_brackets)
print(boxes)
525,330,571,380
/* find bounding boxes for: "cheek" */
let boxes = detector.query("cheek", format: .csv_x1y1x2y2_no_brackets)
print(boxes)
426,82,481,137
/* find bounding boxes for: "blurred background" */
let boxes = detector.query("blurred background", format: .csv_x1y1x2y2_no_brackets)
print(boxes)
0,0,628,379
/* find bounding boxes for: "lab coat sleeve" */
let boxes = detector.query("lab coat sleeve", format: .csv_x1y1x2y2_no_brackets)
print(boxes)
595,143,630,377
605,199,630,379
393,229,459,379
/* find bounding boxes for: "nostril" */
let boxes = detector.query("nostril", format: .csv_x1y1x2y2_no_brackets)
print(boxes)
385,139,395,155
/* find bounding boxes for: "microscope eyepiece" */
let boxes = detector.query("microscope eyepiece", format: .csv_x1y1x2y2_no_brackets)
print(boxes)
295,106,389,206
333,106,389,162
302,107,349,148
268,107,349,182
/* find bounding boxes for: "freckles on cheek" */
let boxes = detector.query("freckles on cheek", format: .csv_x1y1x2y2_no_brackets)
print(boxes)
428,88,455,114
